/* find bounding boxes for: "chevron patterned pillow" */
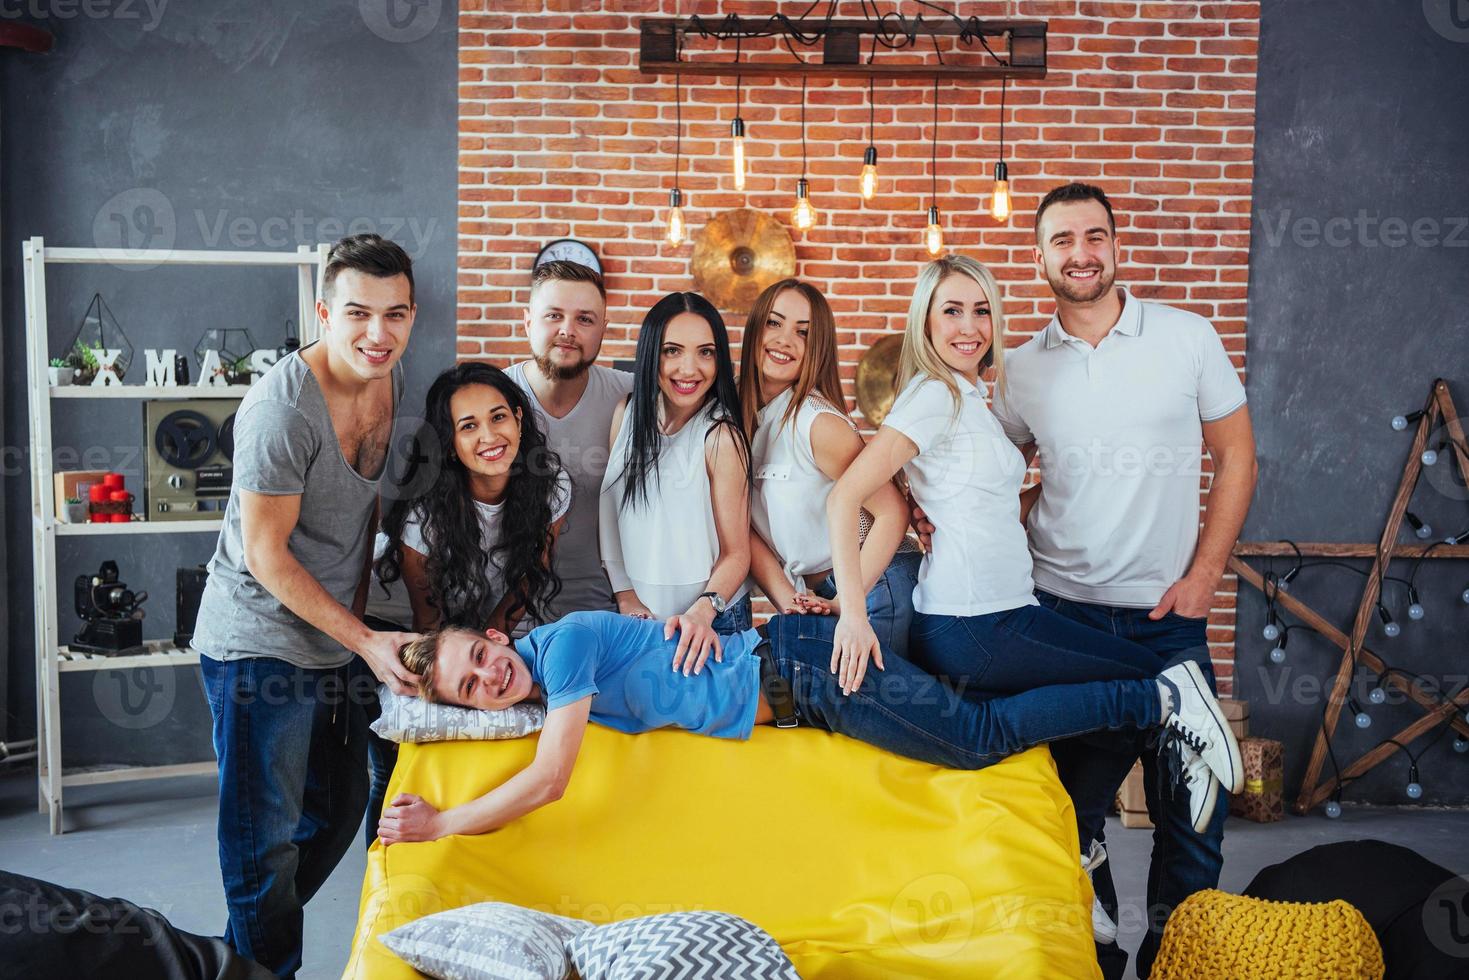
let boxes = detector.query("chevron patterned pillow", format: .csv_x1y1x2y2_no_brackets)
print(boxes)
567,911,799,980
381,901,591,980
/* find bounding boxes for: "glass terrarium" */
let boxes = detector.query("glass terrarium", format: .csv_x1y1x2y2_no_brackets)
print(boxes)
64,293,134,384
194,328,259,385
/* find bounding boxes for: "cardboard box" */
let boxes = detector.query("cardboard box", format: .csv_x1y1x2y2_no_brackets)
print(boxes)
53,470,110,521
1229,737,1284,823
1219,698,1249,740
1117,761,1153,829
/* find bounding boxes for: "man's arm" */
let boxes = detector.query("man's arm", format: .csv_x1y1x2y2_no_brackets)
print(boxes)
1149,405,1258,620
240,489,417,692
377,697,593,843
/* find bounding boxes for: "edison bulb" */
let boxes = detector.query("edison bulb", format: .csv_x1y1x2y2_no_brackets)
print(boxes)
665,205,685,247
924,206,944,257
730,117,747,191
990,161,1011,222
790,178,816,231
860,146,878,201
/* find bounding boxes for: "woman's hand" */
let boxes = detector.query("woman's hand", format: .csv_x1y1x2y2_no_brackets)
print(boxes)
790,592,839,616
667,601,722,676
377,793,445,845
616,593,654,620
831,612,883,696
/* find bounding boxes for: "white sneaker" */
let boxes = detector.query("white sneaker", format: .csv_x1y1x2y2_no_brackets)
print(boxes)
1158,661,1244,795
1081,840,1118,945
1178,746,1222,835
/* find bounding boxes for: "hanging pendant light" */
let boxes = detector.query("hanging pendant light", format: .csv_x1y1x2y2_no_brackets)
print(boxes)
665,69,687,246
991,77,1012,223
859,75,878,201
730,36,747,191
790,76,817,231
924,77,944,256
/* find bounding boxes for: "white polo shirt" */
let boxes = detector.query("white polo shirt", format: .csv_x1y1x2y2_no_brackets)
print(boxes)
883,371,1037,617
991,287,1247,608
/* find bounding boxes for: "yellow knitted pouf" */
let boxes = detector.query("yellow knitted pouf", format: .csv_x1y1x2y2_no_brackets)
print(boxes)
1150,889,1384,980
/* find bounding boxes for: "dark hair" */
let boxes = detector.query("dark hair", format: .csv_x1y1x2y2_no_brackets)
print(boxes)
620,292,750,510
377,362,562,628
1034,183,1117,240
531,260,606,301
323,233,416,306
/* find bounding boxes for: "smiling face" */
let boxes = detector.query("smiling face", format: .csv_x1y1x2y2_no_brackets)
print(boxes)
926,274,994,381
658,311,718,416
450,383,522,486
318,269,415,381
524,279,608,381
756,287,811,396
1034,199,1120,305
432,628,537,710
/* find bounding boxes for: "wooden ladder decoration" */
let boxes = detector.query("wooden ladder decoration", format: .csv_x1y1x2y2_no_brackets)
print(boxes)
1229,378,1469,815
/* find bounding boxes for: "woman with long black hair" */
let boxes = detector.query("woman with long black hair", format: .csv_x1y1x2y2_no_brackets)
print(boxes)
376,361,569,636
599,292,753,674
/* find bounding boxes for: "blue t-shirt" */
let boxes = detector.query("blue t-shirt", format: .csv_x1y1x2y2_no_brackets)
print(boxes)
514,611,763,740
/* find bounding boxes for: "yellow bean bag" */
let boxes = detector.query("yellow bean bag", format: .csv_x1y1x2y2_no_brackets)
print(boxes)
344,726,1101,979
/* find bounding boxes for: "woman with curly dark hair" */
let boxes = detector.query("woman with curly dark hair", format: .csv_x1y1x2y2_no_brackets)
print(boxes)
376,362,569,636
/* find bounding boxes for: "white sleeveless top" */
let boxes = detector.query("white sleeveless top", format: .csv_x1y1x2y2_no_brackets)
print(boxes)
750,388,853,580
599,400,750,619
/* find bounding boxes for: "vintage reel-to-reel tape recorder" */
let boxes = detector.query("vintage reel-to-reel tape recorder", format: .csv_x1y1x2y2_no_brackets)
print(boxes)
144,399,242,519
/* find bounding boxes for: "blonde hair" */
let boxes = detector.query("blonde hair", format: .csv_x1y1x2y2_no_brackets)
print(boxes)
736,279,849,439
397,631,453,702
896,255,1008,416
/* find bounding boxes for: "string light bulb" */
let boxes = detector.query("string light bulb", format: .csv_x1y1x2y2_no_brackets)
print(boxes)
991,77,1011,223
730,39,747,191
859,75,878,201
665,188,686,247
1407,585,1425,621
730,117,747,191
1268,629,1288,665
1324,797,1343,819
1454,737,1469,754
790,178,817,232
1405,764,1423,800
1377,603,1400,638
1349,698,1372,729
1406,512,1434,540
1368,685,1387,705
925,206,945,257
791,77,816,233
1262,616,1281,642
1390,409,1423,431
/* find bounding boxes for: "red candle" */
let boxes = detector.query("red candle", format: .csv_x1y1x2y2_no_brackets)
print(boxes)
109,490,131,523
103,472,124,490
88,483,108,522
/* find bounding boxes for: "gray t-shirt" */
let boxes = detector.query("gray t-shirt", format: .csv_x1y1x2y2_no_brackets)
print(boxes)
193,351,402,668
506,361,633,620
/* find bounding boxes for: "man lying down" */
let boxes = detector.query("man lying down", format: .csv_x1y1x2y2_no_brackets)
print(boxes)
376,610,1241,844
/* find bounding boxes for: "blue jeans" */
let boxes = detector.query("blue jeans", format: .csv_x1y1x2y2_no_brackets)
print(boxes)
711,594,753,634
1035,590,1223,980
814,549,921,659
200,655,374,978
763,613,1162,769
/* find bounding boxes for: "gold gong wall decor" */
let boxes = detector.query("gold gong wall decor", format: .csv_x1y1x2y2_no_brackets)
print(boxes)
854,334,904,426
691,209,796,313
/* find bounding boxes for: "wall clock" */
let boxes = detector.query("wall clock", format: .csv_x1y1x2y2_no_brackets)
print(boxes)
533,238,601,275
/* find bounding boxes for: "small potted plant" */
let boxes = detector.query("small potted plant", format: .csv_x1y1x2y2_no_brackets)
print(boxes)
65,342,100,386
62,496,88,524
225,353,256,385
47,357,73,386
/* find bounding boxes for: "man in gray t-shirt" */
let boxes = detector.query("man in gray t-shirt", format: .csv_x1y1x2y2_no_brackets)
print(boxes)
193,235,420,976
508,260,632,620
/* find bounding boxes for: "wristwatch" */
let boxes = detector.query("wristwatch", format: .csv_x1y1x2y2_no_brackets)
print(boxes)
699,591,727,615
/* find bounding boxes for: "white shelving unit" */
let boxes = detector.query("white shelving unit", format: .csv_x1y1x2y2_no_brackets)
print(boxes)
22,237,328,834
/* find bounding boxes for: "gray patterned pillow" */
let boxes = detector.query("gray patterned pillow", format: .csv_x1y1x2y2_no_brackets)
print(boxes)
370,685,544,743
380,901,590,980
567,911,799,979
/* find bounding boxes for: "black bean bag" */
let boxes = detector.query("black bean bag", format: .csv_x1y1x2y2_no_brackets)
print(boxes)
1243,839,1467,980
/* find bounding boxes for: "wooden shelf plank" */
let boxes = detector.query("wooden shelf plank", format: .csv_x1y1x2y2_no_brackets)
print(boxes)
57,641,199,673
51,518,223,536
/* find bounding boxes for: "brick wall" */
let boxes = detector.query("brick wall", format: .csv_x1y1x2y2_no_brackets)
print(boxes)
458,0,1260,690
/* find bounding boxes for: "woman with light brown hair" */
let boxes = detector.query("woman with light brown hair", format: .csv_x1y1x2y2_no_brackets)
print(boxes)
736,278,920,656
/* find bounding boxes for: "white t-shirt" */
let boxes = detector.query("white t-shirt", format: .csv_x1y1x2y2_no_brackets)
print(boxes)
750,388,853,579
599,401,750,619
883,371,1037,617
991,287,1248,607
381,470,571,633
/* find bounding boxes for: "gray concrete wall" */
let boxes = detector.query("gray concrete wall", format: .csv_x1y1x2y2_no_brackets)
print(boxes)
0,0,457,765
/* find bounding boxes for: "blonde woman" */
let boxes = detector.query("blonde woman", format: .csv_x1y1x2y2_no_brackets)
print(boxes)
736,279,920,656
824,255,1239,839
